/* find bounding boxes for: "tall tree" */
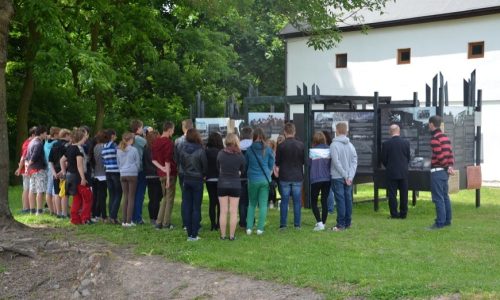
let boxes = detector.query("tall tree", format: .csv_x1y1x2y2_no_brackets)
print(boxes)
0,0,14,226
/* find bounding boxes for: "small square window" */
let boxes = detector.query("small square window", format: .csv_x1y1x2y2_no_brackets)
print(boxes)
336,53,347,68
468,41,484,59
397,48,411,64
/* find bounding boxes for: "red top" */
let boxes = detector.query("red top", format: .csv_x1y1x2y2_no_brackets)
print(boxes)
20,137,32,175
152,136,177,177
430,129,454,168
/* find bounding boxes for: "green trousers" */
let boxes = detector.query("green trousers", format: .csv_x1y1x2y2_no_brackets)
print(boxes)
246,180,269,231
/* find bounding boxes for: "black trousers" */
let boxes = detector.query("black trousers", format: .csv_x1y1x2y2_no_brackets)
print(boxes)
92,178,108,219
147,177,162,221
311,181,331,224
206,181,220,229
238,180,248,228
387,178,408,218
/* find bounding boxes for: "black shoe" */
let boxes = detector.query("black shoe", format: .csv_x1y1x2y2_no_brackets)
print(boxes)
388,215,400,219
155,224,163,230
84,219,94,225
229,236,236,241
220,236,227,240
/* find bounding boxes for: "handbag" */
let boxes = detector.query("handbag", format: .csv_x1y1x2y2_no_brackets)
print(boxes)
250,146,271,186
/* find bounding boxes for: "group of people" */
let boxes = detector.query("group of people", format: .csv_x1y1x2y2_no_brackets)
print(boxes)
15,114,454,241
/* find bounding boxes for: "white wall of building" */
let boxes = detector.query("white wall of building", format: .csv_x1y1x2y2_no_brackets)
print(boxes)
286,14,500,182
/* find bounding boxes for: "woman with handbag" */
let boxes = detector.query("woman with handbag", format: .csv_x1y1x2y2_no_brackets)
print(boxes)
245,128,275,235
217,133,246,240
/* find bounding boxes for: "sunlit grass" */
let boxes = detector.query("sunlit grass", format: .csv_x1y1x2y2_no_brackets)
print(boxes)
9,184,500,299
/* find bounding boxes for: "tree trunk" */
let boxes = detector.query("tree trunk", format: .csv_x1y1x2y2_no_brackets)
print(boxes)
0,0,18,227
14,20,40,160
91,22,104,133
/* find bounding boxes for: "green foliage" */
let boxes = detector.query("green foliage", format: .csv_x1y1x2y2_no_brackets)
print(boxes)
9,185,500,299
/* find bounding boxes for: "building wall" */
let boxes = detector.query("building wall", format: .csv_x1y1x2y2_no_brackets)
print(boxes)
286,14,500,182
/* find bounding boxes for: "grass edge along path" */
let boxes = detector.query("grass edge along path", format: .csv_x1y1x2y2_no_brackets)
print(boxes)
9,185,500,300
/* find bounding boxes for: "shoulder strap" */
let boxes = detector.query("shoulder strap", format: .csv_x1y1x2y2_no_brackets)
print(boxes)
250,146,270,184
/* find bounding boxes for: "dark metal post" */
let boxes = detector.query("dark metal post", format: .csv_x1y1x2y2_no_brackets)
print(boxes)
426,84,431,107
432,74,438,107
373,91,380,211
475,89,482,208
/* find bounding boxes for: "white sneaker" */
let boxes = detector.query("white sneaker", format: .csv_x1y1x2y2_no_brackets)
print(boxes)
313,222,325,231
246,229,252,235
269,203,274,209
130,222,137,227
256,230,264,235
122,223,130,227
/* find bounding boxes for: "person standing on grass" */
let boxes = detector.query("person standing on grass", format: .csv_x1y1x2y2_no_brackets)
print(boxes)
330,122,357,232
152,121,177,229
238,127,253,228
26,126,48,216
322,130,335,214
217,133,246,240
276,123,304,229
205,132,224,231
144,129,162,226
381,124,410,219
44,126,60,215
14,126,37,214
60,128,92,225
246,128,274,235
178,128,207,241
117,132,141,227
309,131,331,231
174,119,194,230
90,130,109,223
49,128,71,218
102,129,122,225
428,115,455,229
130,120,147,225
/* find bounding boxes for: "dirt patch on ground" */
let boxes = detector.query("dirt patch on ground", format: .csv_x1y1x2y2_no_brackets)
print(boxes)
0,226,323,299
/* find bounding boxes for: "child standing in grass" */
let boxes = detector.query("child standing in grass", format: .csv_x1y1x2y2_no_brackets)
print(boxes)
117,132,140,227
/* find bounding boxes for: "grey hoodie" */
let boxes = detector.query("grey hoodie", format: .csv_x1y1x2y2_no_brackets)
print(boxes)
330,135,358,181
117,145,141,177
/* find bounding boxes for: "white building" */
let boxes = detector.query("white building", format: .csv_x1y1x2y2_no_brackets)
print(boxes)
281,0,500,184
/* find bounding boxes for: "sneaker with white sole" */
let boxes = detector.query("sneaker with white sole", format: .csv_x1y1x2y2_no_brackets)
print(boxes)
313,222,325,231
256,230,264,235
246,229,252,235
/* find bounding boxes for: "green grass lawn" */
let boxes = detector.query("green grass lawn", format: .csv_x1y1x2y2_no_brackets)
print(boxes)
9,184,500,299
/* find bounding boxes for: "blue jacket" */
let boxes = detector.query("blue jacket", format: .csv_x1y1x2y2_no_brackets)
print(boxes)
245,141,274,182
309,144,331,184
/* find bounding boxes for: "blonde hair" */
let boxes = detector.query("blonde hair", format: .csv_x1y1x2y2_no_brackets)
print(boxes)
119,132,135,151
225,133,240,149
336,122,348,135
71,128,86,144
58,128,71,139
267,139,276,152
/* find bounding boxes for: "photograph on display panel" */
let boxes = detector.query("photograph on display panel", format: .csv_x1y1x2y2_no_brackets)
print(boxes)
195,118,243,143
313,111,375,174
380,107,436,170
248,112,285,140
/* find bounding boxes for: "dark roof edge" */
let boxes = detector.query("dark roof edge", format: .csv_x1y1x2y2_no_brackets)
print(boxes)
280,6,500,39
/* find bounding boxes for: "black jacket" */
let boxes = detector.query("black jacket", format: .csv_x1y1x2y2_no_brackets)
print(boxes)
381,135,411,179
179,142,207,180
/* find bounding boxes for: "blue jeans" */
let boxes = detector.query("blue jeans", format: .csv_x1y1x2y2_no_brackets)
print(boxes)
181,179,204,238
431,170,452,227
279,181,302,227
332,178,352,228
327,188,335,213
106,172,122,220
132,171,147,223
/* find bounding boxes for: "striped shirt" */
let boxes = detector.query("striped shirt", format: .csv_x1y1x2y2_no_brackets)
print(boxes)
430,129,454,168
101,141,119,173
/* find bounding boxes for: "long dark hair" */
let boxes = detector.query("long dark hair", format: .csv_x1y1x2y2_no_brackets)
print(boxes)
206,132,223,150
252,127,267,156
